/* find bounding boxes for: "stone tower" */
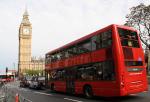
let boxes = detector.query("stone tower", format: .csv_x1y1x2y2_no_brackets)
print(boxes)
18,10,32,75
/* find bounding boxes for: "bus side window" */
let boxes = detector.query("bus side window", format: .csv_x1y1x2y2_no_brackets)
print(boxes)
57,53,61,60
46,54,51,64
77,40,91,54
66,46,78,57
118,28,140,48
84,67,95,80
77,67,84,80
102,61,115,80
51,54,58,62
72,46,78,55
101,30,112,48
94,63,103,80
50,70,57,80
91,35,101,51
61,51,65,59
91,36,97,51
77,65,96,81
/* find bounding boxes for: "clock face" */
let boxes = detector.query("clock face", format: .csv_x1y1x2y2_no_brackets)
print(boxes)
23,28,29,35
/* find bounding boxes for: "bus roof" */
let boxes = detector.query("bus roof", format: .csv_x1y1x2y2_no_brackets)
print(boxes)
46,24,136,55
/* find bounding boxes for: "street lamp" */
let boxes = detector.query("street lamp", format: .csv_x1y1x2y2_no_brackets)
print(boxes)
13,63,16,81
6,67,8,81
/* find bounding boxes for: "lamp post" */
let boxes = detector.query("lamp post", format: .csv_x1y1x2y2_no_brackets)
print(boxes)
6,67,8,82
13,63,16,81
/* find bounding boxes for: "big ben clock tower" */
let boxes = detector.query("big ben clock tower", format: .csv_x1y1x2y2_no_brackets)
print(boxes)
18,10,32,76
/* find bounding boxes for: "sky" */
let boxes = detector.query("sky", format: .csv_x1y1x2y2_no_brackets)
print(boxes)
0,0,149,74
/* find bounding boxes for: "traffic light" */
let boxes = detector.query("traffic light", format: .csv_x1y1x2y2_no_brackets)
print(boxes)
6,67,8,73
6,67,8,80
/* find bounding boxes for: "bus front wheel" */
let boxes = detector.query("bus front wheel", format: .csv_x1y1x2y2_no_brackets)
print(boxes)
84,86,93,98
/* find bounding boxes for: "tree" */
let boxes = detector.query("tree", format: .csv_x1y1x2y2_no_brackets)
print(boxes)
25,69,44,76
125,3,150,48
125,3,150,74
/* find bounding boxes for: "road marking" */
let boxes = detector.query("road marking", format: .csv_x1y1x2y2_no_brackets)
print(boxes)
20,88,30,92
19,94,32,102
64,98,83,102
24,98,32,102
130,94,137,96
143,91,148,93
34,91,52,96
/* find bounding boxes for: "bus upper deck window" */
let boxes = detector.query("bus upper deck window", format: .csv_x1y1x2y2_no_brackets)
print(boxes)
118,28,140,48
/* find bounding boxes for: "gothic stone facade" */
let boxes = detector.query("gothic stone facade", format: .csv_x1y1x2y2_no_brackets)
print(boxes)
18,10,45,76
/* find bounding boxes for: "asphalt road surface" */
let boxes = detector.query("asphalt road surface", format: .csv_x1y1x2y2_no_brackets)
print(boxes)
4,82,150,102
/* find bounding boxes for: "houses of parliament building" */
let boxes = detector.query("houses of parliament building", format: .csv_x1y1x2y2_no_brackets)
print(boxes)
18,10,45,76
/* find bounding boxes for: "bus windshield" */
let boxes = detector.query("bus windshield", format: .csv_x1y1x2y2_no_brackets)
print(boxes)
118,28,140,48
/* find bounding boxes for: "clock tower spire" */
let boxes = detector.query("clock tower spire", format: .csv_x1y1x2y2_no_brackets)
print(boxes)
18,9,32,76
21,9,30,24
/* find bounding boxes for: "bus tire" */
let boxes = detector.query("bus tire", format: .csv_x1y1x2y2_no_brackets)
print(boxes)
84,86,93,98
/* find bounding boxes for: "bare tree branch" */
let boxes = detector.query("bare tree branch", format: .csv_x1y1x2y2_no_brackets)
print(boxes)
125,3,150,50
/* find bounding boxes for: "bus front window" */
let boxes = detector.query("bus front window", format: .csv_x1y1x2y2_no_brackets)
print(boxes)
118,28,140,48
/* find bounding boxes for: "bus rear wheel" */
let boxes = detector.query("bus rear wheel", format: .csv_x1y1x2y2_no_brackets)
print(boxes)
84,86,93,98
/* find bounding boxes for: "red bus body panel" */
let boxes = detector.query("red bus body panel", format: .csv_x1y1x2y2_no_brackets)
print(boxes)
114,25,148,96
45,24,148,97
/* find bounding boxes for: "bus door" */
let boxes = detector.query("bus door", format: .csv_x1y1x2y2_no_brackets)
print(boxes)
66,68,76,94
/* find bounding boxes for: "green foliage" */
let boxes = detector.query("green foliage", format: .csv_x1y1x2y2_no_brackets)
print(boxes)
25,69,44,76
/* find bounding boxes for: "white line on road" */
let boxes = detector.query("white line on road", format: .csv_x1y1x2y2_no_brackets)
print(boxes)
64,98,83,102
19,88,30,92
34,91,52,96
143,91,148,93
130,94,137,96
19,95,32,102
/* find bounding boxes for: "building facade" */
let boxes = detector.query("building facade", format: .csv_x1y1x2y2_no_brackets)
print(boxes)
18,10,45,76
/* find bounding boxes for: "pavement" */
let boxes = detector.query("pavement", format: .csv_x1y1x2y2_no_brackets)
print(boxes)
1,81,149,102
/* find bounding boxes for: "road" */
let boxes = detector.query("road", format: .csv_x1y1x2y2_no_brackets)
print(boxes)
3,82,150,102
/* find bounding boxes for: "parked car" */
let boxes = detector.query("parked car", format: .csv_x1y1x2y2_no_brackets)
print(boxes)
38,76,45,88
26,76,32,87
29,76,45,89
20,76,32,87
20,77,27,87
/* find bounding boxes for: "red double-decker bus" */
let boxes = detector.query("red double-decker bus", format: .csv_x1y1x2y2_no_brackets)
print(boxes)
45,24,148,97
0,74,14,82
